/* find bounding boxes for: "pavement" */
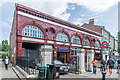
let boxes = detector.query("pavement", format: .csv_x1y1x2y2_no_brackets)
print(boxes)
60,68,119,79
0,59,19,80
0,58,120,80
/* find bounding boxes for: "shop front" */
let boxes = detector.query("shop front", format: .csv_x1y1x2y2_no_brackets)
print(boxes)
56,46,69,63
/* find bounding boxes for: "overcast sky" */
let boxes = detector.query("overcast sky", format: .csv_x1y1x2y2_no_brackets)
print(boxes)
0,0,119,44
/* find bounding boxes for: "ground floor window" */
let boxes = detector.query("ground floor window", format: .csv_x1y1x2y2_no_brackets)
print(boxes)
71,47,80,56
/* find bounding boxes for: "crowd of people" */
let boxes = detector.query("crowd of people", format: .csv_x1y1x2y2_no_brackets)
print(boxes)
91,57,120,76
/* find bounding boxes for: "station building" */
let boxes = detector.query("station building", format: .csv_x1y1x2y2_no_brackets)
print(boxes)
10,4,102,72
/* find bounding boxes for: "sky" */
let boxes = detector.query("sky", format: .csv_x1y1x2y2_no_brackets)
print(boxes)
0,0,119,44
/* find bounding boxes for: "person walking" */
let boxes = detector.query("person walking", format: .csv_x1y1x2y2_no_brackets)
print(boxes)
100,58,106,71
4,56,9,70
91,58,98,74
107,57,115,76
117,59,120,74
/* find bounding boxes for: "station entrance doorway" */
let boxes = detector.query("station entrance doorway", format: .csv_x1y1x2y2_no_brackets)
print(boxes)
57,52,67,63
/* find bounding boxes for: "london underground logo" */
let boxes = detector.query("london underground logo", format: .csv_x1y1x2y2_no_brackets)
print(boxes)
101,41,109,48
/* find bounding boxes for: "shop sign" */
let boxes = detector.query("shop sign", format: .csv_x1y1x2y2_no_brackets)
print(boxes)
58,47,68,51
101,41,109,48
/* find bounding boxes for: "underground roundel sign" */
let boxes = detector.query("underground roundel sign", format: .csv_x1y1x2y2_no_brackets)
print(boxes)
101,41,109,48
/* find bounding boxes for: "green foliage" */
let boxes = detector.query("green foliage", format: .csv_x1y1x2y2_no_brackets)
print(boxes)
0,55,2,58
1,40,9,51
2,44,9,51
1,53,8,59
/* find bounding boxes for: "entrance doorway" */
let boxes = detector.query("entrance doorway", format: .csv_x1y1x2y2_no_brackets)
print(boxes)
57,52,67,63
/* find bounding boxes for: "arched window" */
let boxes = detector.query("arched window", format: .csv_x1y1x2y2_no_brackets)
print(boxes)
95,41,100,47
71,36,81,44
83,38,90,46
56,32,69,42
22,25,44,38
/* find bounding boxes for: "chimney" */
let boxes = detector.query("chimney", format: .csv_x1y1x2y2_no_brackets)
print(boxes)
89,19,94,25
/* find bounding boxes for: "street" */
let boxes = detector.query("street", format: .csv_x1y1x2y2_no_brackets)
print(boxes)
0,59,19,80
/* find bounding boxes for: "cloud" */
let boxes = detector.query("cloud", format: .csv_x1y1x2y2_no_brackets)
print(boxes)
69,0,119,13
18,2,70,21
0,22,11,28
81,14,84,17
0,3,2,7
72,18,83,26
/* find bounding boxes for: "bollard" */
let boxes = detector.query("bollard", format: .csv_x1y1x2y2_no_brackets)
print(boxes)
102,71,106,80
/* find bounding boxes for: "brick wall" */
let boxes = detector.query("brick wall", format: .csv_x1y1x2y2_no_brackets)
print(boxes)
81,19,102,34
10,10,17,64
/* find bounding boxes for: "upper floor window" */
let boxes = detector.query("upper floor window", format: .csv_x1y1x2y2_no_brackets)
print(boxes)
71,36,81,44
95,41,100,47
22,25,44,38
83,38,90,46
56,32,69,42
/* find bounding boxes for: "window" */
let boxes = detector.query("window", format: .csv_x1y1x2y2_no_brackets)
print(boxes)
56,32,69,42
83,38,90,46
71,47,80,56
95,41,100,47
71,36,81,44
22,25,44,38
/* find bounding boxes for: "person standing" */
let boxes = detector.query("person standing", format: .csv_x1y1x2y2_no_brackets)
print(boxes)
100,58,106,71
72,58,75,65
117,59,120,74
91,58,98,74
4,56,9,70
107,57,115,76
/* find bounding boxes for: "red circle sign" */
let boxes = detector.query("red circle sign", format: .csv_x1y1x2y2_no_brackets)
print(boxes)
56,72,59,77
101,41,109,48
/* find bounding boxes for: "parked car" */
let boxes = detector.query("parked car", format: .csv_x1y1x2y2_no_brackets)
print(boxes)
54,60,70,74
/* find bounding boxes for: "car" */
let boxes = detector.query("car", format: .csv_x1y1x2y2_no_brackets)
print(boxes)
54,60,70,74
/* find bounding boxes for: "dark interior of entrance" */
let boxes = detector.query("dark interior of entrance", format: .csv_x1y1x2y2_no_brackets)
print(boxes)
57,52,67,63
22,42,41,62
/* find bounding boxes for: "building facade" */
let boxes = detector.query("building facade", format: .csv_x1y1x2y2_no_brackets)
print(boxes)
82,19,118,60
10,4,102,69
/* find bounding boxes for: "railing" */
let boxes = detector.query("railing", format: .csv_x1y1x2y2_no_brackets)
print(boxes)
16,56,39,75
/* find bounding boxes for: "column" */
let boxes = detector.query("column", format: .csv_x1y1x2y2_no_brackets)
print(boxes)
41,45,53,66
102,51,109,60
77,49,86,73
86,50,94,72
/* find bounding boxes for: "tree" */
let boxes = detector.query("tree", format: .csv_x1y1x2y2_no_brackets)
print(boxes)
1,40,9,51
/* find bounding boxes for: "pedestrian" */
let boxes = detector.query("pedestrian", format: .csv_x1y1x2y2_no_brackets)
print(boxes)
107,57,115,76
4,56,9,70
100,58,106,71
91,58,98,74
117,59,120,74
115,59,118,69
105,59,108,70
72,58,75,65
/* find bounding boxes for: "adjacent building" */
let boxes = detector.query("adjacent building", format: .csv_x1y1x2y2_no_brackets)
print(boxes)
82,19,118,60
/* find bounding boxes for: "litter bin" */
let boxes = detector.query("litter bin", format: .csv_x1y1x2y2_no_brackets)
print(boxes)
53,65,60,79
39,66,46,78
46,64,54,79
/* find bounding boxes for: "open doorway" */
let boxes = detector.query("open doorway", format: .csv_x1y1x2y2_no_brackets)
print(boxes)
57,52,67,63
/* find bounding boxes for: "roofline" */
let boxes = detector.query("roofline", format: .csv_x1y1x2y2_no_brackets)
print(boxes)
16,3,102,37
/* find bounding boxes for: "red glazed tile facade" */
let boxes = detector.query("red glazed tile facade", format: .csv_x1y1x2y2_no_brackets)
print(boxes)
10,4,103,64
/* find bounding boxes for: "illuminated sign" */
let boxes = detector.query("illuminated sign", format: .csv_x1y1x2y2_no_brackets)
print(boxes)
58,47,68,51
101,41,109,48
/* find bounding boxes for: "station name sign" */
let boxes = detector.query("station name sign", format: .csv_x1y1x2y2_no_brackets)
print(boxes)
58,47,69,51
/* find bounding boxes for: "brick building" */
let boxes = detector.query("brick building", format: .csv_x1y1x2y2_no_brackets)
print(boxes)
82,19,118,60
10,4,102,73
